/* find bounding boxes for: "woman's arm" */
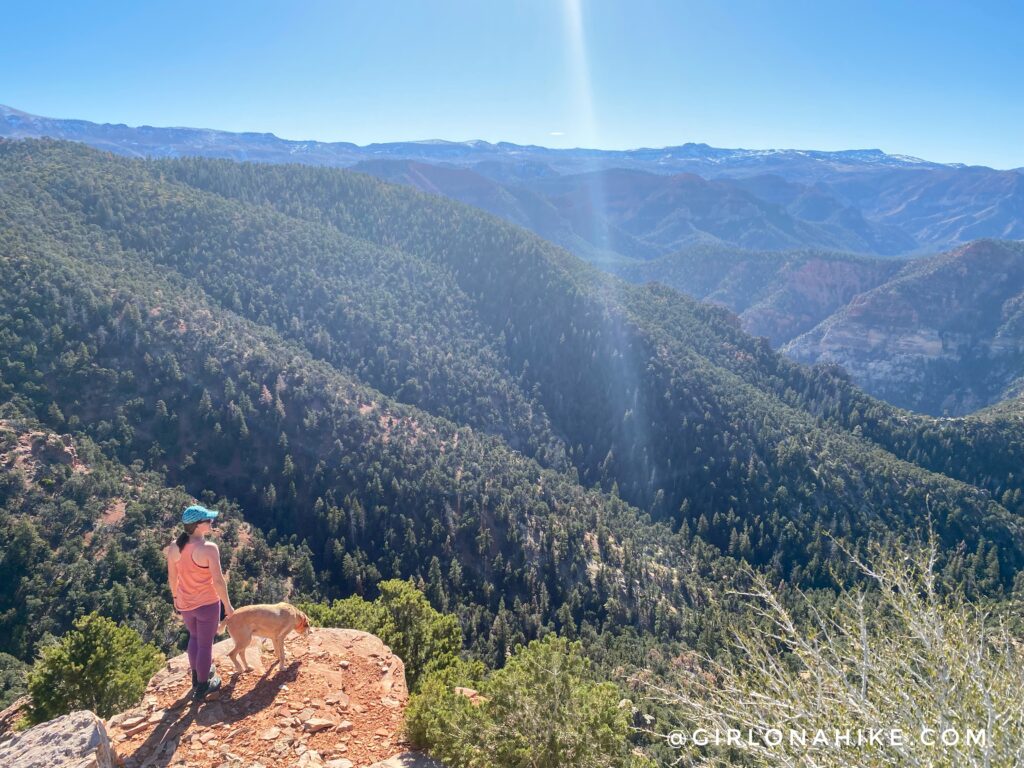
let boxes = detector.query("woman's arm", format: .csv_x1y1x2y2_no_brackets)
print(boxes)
205,542,235,617
164,544,179,606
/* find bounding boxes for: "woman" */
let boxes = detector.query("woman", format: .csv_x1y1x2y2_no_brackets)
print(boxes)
165,504,235,699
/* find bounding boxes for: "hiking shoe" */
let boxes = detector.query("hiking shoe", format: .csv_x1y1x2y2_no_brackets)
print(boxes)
193,672,222,700
190,665,216,689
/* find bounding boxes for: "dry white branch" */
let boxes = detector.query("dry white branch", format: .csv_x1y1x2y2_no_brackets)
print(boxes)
639,537,1024,767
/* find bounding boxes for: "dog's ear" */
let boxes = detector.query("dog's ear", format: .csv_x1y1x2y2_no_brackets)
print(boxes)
298,611,309,632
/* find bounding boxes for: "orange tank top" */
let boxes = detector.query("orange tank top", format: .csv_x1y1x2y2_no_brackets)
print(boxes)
174,540,220,612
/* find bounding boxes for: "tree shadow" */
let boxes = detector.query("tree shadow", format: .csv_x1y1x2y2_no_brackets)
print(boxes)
122,662,301,768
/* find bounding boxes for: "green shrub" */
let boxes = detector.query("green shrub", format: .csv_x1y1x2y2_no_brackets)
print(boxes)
406,633,651,768
26,613,163,723
303,594,386,637
303,578,461,691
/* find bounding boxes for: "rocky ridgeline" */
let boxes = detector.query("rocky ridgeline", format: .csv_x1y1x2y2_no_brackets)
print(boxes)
0,628,443,768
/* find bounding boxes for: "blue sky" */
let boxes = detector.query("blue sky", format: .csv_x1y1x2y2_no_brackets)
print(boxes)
3,0,1022,168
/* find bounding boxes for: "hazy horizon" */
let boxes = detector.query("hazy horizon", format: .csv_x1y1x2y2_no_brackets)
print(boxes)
3,1,1023,169
4,101,1012,172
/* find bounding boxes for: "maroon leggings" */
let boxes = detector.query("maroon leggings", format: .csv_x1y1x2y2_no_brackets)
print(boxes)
180,601,221,683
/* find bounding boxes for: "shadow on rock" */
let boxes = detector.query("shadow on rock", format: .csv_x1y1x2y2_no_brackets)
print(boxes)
126,664,300,768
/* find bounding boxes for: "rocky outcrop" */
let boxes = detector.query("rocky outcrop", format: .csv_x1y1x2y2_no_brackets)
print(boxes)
0,695,29,742
0,627,441,767
0,626,448,768
740,256,903,345
0,422,88,485
0,710,115,768
106,627,437,768
784,240,1024,415
609,245,902,347
614,239,1024,415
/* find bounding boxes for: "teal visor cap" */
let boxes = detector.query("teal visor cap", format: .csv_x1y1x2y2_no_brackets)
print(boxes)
182,505,219,524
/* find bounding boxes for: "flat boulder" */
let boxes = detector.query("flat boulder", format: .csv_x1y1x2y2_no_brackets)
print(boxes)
0,710,115,768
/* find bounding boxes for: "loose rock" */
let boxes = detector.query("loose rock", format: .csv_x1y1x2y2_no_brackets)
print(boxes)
304,717,336,733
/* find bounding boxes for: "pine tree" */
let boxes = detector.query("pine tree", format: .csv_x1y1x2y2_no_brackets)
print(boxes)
27,613,163,722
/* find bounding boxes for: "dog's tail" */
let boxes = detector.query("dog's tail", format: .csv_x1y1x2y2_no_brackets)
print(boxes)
217,615,231,634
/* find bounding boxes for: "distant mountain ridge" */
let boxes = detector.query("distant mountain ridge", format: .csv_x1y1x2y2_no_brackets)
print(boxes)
5,104,1023,257
0,104,949,175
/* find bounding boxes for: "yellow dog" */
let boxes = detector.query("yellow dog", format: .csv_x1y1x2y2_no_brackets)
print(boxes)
218,602,310,673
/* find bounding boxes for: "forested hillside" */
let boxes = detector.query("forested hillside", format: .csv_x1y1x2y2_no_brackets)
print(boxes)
0,140,710,672
154,149,1024,574
3,139,1024,683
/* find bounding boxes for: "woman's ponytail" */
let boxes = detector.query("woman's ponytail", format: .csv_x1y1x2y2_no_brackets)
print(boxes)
177,522,200,551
